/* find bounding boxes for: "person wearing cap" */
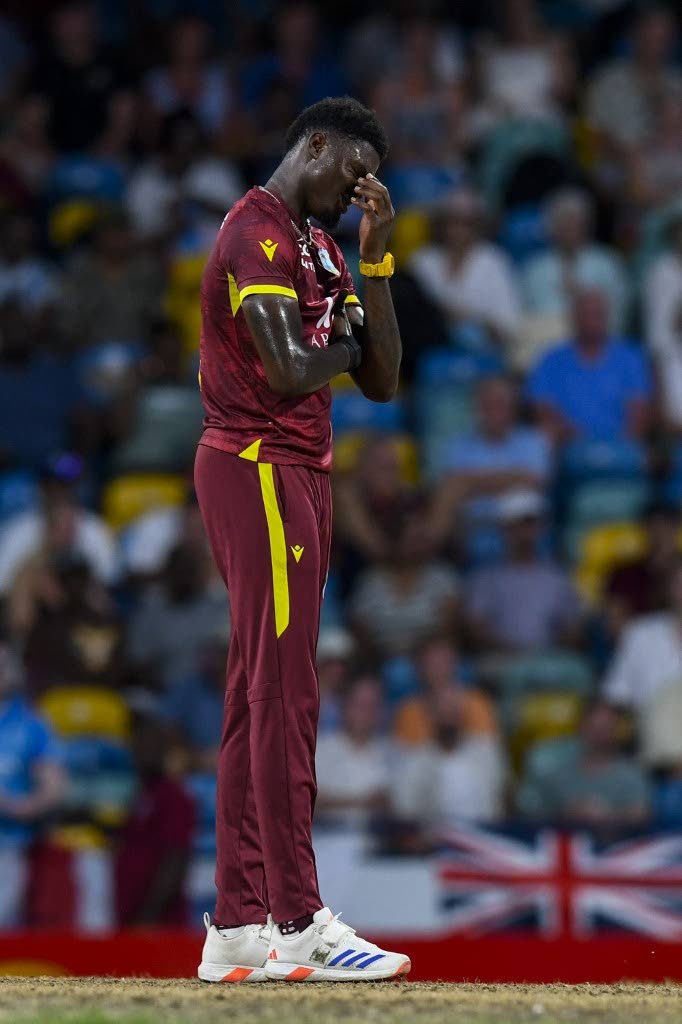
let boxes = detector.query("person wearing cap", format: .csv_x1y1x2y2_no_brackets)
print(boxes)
422,374,551,554
466,488,583,653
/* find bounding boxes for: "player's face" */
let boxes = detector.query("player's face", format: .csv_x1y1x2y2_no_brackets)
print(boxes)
305,136,381,230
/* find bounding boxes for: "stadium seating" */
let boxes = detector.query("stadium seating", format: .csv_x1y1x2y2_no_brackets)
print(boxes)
478,119,571,211
102,472,187,530
112,385,204,473
561,439,648,483
165,254,206,355
39,687,134,827
39,686,131,742
185,773,217,855
562,479,651,562
507,691,585,773
331,389,405,437
390,208,431,267
333,432,419,484
414,348,504,478
574,521,647,604
493,650,594,698
0,470,40,523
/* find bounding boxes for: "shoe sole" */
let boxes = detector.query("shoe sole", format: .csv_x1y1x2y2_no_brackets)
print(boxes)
264,959,411,982
198,962,267,983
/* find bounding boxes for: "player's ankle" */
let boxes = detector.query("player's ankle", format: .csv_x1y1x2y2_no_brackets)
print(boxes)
277,913,314,935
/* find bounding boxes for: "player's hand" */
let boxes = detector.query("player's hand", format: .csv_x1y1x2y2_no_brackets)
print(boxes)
351,174,394,264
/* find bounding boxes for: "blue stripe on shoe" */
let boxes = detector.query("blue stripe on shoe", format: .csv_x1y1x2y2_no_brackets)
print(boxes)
328,948,355,967
339,951,373,968
356,954,385,970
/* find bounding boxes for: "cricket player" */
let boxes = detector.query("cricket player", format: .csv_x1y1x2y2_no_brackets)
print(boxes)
194,97,408,981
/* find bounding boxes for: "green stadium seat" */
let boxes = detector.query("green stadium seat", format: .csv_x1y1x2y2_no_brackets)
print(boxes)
493,650,595,697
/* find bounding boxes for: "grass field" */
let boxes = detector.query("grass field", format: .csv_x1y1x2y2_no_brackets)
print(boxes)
1,978,681,1024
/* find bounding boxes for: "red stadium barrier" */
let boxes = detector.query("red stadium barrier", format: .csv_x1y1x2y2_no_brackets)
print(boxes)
1,931,681,982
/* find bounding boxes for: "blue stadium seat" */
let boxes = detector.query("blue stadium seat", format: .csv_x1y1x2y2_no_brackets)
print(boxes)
561,439,648,483
0,470,40,523
416,349,504,388
331,390,405,436
186,772,218,855
415,349,504,478
498,203,547,264
663,443,682,505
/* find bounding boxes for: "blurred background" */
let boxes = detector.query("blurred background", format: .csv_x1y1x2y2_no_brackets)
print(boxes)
1,0,682,981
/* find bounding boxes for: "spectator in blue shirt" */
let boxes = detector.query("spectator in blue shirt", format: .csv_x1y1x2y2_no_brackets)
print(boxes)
527,287,652,444
0,645,65,925
424,375,551,552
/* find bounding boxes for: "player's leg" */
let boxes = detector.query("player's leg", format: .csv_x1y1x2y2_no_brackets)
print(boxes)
214,630,267,926
194,444,271,982
232,460,326,924
263,469,410,983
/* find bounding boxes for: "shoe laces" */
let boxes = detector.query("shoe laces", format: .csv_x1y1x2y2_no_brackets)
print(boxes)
256,921,272,942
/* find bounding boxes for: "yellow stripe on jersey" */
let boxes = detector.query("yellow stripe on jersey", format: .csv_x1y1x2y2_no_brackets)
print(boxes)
228,273,242,316
258,462,289,638
239,284,298,302
345,294,361,305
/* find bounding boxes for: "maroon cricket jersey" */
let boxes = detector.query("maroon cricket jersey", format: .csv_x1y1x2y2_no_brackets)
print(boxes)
198,186,362,472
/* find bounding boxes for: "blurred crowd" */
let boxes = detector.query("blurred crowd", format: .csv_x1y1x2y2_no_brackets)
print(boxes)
2,0,682,928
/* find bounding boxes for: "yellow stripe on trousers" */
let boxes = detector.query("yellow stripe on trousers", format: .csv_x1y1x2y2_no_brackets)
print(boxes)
257,462,290,638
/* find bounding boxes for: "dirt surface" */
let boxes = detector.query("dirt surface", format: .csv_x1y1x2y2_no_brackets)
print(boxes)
1,977,681,1024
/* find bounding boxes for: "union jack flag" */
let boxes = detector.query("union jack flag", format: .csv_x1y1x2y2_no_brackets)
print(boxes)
436,826,682,940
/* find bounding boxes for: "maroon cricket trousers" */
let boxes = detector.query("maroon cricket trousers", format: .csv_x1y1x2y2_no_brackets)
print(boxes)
194,441,331,924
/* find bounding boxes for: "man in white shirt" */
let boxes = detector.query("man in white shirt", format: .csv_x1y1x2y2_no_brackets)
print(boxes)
408,189,521,354
392,687,507,826
522,188,627,336
315,676,390,827
604,557,682,713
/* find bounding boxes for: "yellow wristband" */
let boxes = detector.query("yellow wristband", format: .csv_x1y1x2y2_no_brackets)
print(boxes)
359,252,394,278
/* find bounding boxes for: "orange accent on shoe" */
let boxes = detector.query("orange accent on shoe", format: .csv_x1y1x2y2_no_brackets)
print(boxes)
220,967,254,982
392,961,411,980
286,967,315,981
268,949,278,960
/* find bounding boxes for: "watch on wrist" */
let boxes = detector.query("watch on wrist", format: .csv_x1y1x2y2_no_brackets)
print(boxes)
359,252,395,278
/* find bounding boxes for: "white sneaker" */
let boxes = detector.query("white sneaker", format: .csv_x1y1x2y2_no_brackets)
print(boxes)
264,907,411,982
198,913,270,982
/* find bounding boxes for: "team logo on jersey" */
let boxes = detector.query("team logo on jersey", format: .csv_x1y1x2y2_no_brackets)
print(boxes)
291,544,304,563
259,239,278,261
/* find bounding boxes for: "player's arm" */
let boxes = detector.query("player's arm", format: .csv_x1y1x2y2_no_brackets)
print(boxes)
242,294,360,397
347,174,402,403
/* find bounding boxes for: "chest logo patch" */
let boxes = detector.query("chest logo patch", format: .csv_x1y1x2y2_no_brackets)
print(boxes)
259,239,278,261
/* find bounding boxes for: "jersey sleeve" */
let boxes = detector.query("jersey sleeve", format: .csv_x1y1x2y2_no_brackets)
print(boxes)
221,206,299,304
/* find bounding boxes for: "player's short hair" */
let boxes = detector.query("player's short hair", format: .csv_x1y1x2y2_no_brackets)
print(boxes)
284,96,389,161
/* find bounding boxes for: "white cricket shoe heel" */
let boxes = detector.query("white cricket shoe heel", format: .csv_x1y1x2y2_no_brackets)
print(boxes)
198,912,270,982
264,908,410,982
